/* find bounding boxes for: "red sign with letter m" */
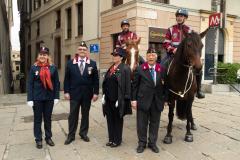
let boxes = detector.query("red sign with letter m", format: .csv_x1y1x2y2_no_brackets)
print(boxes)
209,13,222,28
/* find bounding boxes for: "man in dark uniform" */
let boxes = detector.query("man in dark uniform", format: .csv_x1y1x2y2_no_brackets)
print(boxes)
131,48,167,153
116,19,145,64
64,41,99,145
163,8,205,99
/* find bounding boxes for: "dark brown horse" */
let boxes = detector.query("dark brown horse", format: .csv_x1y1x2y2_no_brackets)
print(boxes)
163,31,207,144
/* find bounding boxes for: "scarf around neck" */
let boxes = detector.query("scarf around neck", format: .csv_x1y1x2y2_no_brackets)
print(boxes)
36,61,53,91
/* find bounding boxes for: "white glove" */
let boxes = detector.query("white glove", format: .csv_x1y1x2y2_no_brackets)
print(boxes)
101,94,105,105
115,101,118,108
27,101,33,107
54,99,59,105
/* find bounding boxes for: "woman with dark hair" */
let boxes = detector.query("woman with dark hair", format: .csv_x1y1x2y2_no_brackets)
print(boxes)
27,46,60,149
102,48,132,147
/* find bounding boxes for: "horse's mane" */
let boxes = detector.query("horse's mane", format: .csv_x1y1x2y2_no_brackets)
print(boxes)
174,32,201,65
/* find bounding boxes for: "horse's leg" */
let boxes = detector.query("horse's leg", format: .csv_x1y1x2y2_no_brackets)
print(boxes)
190,109,197,130
163,100,175,144
185,98,194,142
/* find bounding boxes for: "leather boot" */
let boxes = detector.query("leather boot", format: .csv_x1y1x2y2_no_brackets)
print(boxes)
196,71,205,99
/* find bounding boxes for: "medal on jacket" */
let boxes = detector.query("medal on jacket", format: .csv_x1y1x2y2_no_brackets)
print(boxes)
35,71,39,76
88,67,93,75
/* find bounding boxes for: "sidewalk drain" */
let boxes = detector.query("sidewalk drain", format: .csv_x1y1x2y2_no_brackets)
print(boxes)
23,113,69,123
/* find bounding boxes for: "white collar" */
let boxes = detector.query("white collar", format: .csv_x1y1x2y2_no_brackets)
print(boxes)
148,64,156,70
79,57,87,62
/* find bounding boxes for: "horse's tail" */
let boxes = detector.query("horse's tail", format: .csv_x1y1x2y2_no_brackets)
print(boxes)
176,100,188,120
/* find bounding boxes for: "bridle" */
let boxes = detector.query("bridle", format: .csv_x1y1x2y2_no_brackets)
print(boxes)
167,57,194,98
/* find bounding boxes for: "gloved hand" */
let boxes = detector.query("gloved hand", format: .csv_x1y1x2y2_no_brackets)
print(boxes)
54,99,59,105
115,101,118,108
101,94,105,105
27,101,33,107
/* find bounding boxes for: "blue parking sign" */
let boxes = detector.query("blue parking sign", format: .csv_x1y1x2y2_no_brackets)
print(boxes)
90,44,99,53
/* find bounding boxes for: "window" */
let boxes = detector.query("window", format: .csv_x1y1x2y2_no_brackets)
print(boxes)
112,0,123,7
36,42,41,56
77,2,83,36
28,26,31,39
66,8,72,39
56,10,61,29
36,20,40,37
151,0,169,3
34,0,41,10
16,66,20,71
54,37,61,68
27,45,32,70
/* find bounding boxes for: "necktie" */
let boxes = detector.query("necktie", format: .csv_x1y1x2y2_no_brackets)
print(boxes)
150,68,155,83
79,60,84,75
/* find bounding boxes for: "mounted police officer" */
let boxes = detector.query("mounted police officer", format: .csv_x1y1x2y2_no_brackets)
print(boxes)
163,8,205,99
116,19,145,65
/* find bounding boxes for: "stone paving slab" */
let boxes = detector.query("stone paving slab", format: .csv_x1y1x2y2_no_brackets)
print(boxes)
0,92,239,160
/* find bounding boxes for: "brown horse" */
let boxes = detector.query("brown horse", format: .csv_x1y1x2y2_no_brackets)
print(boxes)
125,38,143,78
163,31,206,144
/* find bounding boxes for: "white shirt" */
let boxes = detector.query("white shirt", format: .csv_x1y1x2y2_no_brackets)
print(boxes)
78,57,87,70
148,64,156,85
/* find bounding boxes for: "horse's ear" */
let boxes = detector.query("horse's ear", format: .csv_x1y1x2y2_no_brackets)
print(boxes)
199,27,209,39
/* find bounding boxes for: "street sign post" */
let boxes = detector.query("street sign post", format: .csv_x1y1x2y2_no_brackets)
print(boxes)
209,12,222,84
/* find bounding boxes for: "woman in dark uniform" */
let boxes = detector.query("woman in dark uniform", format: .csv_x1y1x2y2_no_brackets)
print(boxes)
27,46,60,149
102,48,132,147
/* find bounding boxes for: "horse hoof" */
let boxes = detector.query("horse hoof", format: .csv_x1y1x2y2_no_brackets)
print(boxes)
185,134,193,142
163,136,172,144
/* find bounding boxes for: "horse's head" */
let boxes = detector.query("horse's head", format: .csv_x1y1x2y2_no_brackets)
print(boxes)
180,32,203,70
125,38,141,72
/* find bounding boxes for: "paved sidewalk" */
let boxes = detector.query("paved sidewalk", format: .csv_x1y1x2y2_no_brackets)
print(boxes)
0,93,240,160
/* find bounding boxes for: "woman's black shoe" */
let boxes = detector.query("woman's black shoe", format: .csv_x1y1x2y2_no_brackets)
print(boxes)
36,141,43,149
46,139,55,146
110,143,120,148
106,142,113,146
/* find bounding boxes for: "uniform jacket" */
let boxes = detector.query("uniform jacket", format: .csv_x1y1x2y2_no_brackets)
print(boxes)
64,59,99,101
163,24,192,53
131,62,167,112
116,31,138,49
27,64,60,101
102,63,132,117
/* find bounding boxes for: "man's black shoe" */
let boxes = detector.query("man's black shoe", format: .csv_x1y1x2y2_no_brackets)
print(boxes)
106,142,113,146
148,144,159,153
80,135,90,142
64,137,75,145
36,141,43,149
46,139,55,146
136,145,145,153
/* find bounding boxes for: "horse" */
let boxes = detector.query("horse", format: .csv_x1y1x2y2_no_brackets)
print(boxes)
125,38,146,78
163,31,207,144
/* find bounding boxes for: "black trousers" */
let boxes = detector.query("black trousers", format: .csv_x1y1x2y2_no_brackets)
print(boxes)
68,99,91,138
137,101,161,147
105,100,123,145
33,100,54,142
